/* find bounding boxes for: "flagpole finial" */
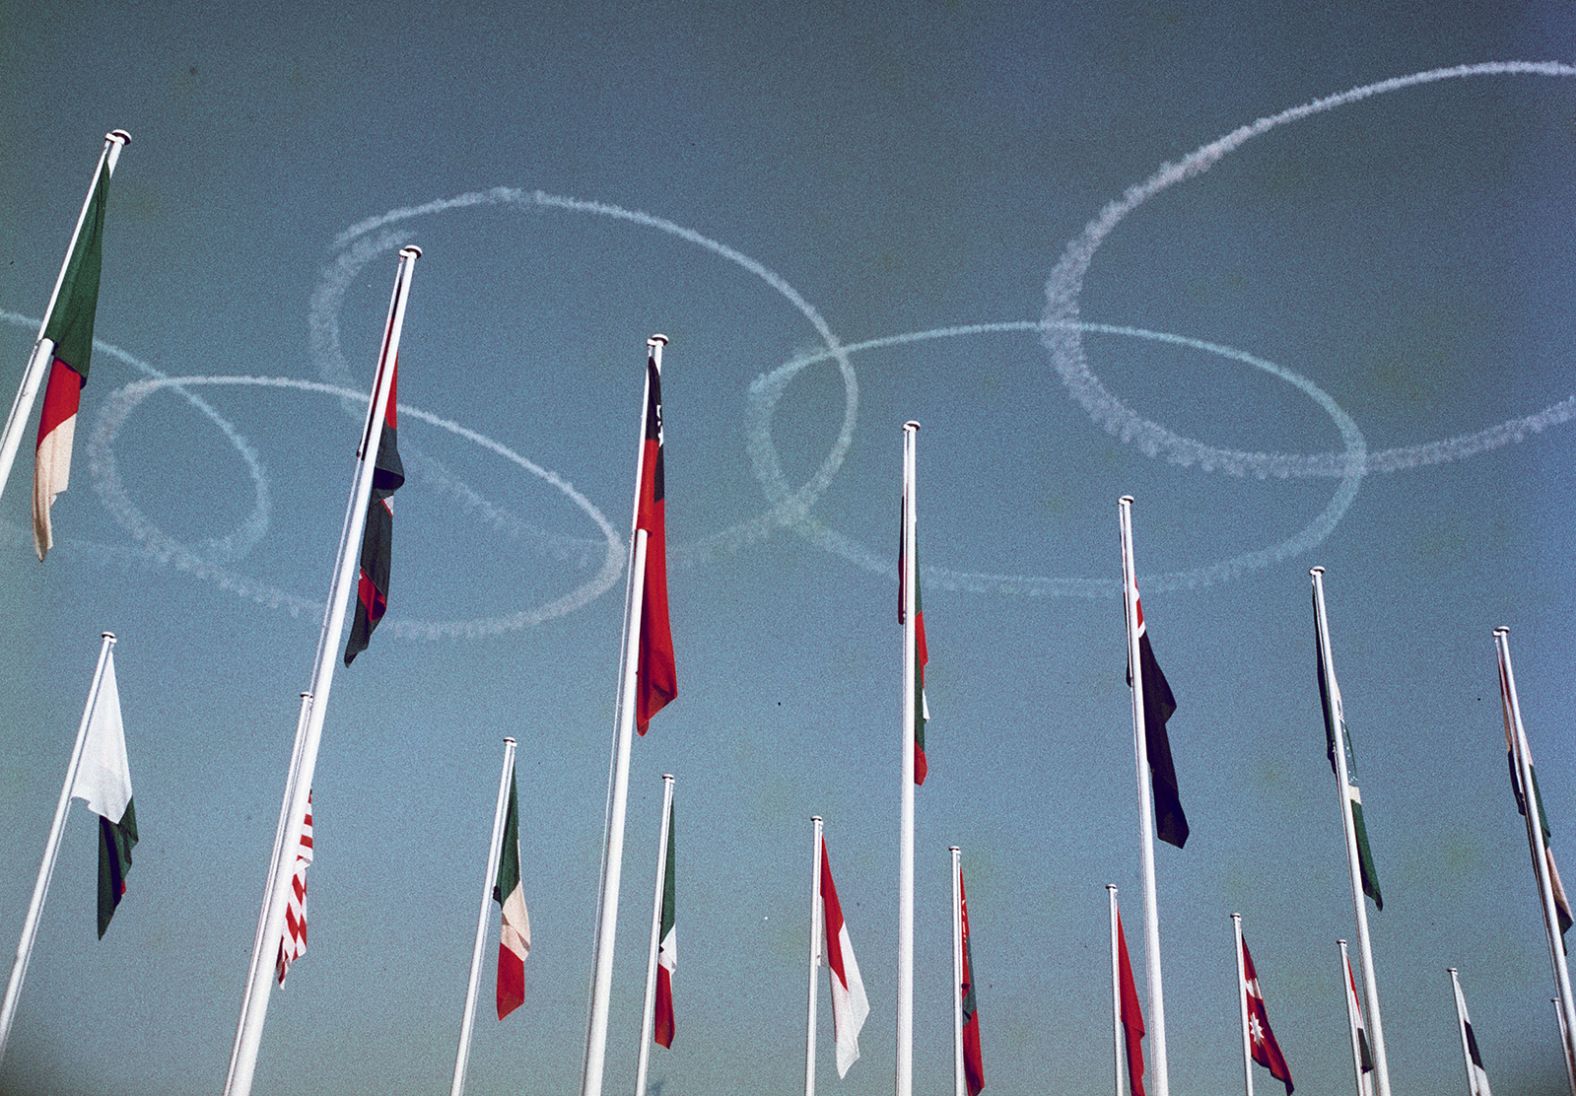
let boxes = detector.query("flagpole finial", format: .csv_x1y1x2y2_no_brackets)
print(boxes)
1118,494,1134,505
1446,966,1458,973
99,631,116,640
811,814,822,822
503,736,516,745
398,245,422,260
1309,565,1326,575
1493,625,1509,636
648,334,669,347
106,130,131,145
904,420,921,432
661,772,674,783
299,691,312,699
1105,883,1117,892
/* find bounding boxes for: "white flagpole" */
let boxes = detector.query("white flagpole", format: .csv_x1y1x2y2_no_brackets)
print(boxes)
804,816,825,1096
1231,914,1254,1096
1494,625,1576,1089
581,334,667,1096
1446,968,1477,1095
224,245,421,1096
450,737,518,1096
633,774,676,1096
1556,996,1575,1093
1107,885,1123,1096
951,846,965,1096
1118,496,1170,1096
0,131,129,509
1310,567,1391,1096
0,631,117,1063
897,420,920,1096
1337,941,1371,1096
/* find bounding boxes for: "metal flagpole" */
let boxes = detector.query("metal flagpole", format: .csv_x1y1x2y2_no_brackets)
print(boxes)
896,421,920,1096
1311,567,1391,1096
1337,941,1371,1096
1231,914,1254,1096
224,245,421,1096
1446,968,1477,1096
0,131,129,508
581,335,667,1096
804,817,825,1096
0,632,117,1063
1107,885,1123,1096
1495,626,1576,1089
951,847,965,1096
450,738,518,1096
1118,496,1170,1096
1556,996,1575,1093
633,774,676,1096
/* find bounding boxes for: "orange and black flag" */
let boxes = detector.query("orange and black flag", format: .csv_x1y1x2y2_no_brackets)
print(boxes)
635,350,676,732
344,362,405,665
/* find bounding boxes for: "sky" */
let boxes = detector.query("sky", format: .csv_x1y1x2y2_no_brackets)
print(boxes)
2,2,1576,1093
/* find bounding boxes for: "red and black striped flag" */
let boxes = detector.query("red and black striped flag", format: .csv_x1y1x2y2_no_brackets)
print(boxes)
344,363,404,666
634,351,676,733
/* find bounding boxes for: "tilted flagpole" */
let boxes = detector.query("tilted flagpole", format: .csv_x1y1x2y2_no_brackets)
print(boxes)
450,737,518,1096
1446,968,1479,1096
0,131,129,508
581,334,668,1096
0,632,117,1062
1107,885,1123,1096
224,245,421,1096
804,816,825,1096
1310,567,1391,1096
897,420,920,1096
1231,914,1253,1096
1556,996,1575,1093
1118,496,1170,1096
1337,942,1367,1096
950,846,965,1096
633,774,676,1096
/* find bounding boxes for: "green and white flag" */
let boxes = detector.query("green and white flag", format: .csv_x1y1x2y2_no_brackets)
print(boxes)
69,649,137,936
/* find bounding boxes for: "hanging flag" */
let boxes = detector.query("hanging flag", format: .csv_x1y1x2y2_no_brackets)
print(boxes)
820,838,870,1077
1451,974,1492,1096
1116,910,1147,1096
1345,951,1375,1076
653,801,677,1047
634,351,676,733
1499,658,1573,936
343,360,405,665
959,866,984,1095
898,488,930,784
68,648,137,937
1314,592,1382,908
493,771,530,1019
1241,935,1294,1094
33,160,112,561
1128,590,1187,847
275,795,314,984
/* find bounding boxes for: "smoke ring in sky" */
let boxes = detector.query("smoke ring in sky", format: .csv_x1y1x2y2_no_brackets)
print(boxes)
1044,60,1576,478
748,322,1367,597
87,373,625,636
311,190,861,566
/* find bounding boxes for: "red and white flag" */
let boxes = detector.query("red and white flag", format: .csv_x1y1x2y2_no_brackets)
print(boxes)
1241,935,1294,1094
820,838,870,1077
275,795,314,985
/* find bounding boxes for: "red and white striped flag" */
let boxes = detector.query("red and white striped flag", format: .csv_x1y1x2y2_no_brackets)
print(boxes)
276,795,314,985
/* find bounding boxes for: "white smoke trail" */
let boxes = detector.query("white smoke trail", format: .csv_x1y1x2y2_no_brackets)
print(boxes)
1043,61,1576,479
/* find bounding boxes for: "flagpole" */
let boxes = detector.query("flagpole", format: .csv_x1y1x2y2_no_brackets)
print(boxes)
1310,567,1391,1096
633,774,676,1096
581,335,667,1096
224,245,421,1096
1556,995,1575,1093
1230,914,1253,1096
1118,496,1170,1096
897,420,919,1096
951,847,965,1096
0,131,129,509
804,816,825,1096
0,631,116,1063
1107,885,1123,1096
1494,626,1576,1087
1337,941,1370,1096
450,737,518,1096
1445,968,1476,1095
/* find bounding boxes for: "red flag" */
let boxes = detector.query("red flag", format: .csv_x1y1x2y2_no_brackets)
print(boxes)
959,867,984,1095
1241,935,1294,1093
1117,910,1147,1096
634,352,676,733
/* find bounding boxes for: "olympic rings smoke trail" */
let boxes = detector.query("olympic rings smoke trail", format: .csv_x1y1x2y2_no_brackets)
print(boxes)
747,321,1367,597
1044,60,1576,478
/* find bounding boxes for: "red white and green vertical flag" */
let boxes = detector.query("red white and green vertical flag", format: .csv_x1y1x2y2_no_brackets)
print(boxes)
653,801,676,1047
33,159,112,561
1313,591,1382,909
958,866,984,1096
68,648,137,937
343,360,405,665
1116,909,1147,1096
1128,588,1187,847
1241,935,1294,1094
820,837,870,1077
275,795,313,984
1345,951,1375,1077
1498,657,1573,936
635,351,677,733
493,770,530,1019
898,485,930,784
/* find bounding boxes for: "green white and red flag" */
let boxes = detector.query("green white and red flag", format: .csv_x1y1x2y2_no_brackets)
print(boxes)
493,771,530,1019
635,351,677,733
68,648,137,937
653,801,676,1047
1314,590,1383,909
959,866,984,1095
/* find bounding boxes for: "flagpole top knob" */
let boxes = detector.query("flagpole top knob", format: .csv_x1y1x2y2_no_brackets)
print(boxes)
1105,883,1117,892
662,772,674,782
399,245,423,260
903,420,921,432
1337,937,1347,945
811,814,822,822
106,130,132,145
503,736,517,745
1309,565,1326,575
100,631,116,640
300,691,313,700
1493,625,1510,636
648,333,669,346
1118,494,1134,505
1446,966,1458,973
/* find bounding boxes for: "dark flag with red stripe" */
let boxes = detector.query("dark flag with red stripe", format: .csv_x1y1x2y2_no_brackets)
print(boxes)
634,351,676,733
344,362,404,665
1130,594,1188,847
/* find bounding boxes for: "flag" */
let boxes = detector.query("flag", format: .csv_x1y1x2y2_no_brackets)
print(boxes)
820,838,870,1077
1452,975,1492,1096
959,866,984,1095
343,360,405,665
1314,591,1382,908
899,487,930,784
493,771,530,1019
1241,935,1294,1094
69,649,137,937
33,159,112,561
1128,590,1187,847
634,351,676,733
1345,951,1374,1076
1499,657,1573,936
653,800,677,1047
276,795,313,984
1116,909,1147,1096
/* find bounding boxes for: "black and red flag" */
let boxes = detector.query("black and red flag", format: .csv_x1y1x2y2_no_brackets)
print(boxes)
1129,591,1188,847
344,361,404,665
634,350,676,732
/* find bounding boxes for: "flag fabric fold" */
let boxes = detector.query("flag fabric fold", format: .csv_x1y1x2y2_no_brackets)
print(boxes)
69,649,136,937
1129,593,1187,847
1452,975,1492,1096
1314,592,1382,909
275,795,314,984
343,360,405,665
899,490,929,784
1241,935,1294,1094
1499,658,1573,937
820,838,870,1077
1117,909,1147,1096
959,867,984,1095
493,771,530,1019
654,801,677,1047
635,351,676,733
1345,952,1375,1076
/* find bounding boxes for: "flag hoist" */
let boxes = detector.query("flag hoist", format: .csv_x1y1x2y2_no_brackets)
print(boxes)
223,245,421,1096
804,820,870,1092
1231,915,1293,1096
581,336,677,1096
1337,940,1374,1096
634,774,677,1096
1447,968,1492,1096
1107,885,1147,1096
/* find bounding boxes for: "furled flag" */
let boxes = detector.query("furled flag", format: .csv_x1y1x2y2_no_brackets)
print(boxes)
343,360,405,665
1116,909,1147,1096
1498,658,1573,936
493,771,530,1019
69,648,137,937
1452,974,1492,1096
958,866,984,1095
1241,935,1294,1094
898,487,930,784
653,801,677,1047
276,795,314,984
1314,591,1382,908
33,159,112,561
1128,588,1187,847
1345,951,1375,1078
634,350,676,733
820,838,870,1077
